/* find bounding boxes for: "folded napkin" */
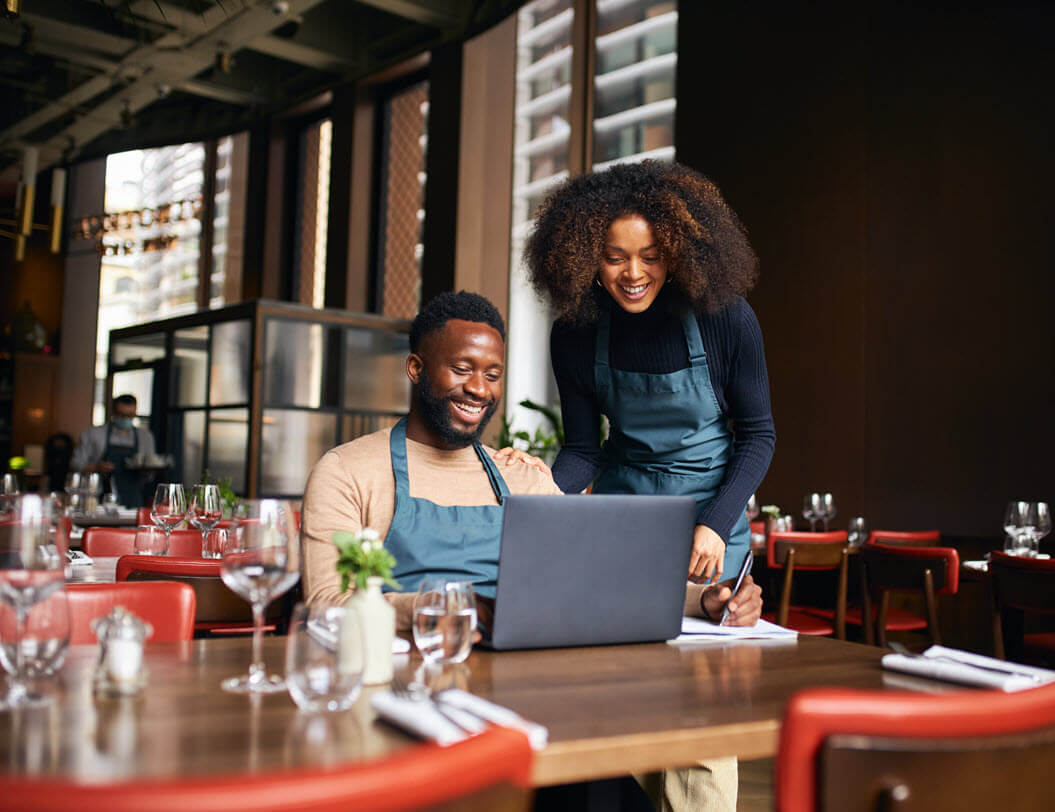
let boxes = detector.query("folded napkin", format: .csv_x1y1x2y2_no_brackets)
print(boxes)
881,644,1055,692
66,549,94,567
370,688,548,750
670,616,798,644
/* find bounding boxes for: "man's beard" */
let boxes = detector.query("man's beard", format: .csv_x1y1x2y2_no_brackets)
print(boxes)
415,367,499,448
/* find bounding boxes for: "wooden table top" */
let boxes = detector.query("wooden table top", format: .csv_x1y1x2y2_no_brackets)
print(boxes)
0,633,947,787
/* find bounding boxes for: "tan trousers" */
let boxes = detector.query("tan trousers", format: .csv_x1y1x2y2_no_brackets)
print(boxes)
638,758,738,812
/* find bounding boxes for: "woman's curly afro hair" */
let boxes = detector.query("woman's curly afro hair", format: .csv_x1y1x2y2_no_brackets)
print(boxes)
524,161,758,324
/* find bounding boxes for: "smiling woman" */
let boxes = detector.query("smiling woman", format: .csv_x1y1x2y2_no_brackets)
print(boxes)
523,160,775,587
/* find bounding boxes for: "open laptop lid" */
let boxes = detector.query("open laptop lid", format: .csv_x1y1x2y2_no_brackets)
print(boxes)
489,494,695,650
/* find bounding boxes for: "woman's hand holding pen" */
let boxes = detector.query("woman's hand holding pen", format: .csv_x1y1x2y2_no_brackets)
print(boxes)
689,524,725,582
701,575,762,627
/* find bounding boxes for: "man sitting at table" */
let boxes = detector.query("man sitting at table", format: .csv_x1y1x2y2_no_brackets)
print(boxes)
301,290,761,631
301,290,761,812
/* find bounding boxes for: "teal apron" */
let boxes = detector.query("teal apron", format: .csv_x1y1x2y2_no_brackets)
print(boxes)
591,306,751,580
384,417,509,598
103,424,142,508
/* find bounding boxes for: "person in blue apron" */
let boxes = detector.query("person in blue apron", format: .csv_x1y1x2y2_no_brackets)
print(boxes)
511,160,776,592
70,394,156,508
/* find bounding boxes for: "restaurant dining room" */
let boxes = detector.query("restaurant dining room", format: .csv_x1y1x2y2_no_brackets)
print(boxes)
1,0,1054,810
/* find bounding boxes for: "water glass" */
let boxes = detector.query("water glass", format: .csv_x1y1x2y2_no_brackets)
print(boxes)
1003,501,1035,557
1,473,20,515
412,579,477,665
133,525,168,556
803,493,822,532
745,493,759,521
0,585,70,681
0,494,68,709
202,527,227,559
285,603,364,712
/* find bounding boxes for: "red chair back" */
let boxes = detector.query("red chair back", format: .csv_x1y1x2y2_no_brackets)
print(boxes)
84,527,202,558
115,555,285,633
0,725,533,812
859,543,959,646
989,551,1055,662
777,683,1055,812
136,507,152,526
767,530,849,570
866,529,941,546
67,582,196,643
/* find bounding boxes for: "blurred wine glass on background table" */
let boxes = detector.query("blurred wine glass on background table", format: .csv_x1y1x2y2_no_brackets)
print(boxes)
150,483,186,549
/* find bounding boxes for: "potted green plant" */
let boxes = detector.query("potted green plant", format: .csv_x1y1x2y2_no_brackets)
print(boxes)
333,528,399,684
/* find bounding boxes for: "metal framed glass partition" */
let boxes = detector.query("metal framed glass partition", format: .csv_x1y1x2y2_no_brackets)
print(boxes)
108,300,410,498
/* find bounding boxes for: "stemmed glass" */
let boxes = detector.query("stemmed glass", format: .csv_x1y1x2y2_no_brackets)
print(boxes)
1003,501,1035,557
1,473,20,515
187,484,223,559
819,493,837,531
412,579,477,665
803,493,822,532
745,494,759,522
220,499,300,693
64,472,83,515
0,494,70,709
151,483,187,548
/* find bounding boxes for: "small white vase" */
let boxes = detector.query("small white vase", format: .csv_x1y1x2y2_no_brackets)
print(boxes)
347,576,395,685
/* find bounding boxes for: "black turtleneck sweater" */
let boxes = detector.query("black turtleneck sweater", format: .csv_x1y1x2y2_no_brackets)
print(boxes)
550,288,776,542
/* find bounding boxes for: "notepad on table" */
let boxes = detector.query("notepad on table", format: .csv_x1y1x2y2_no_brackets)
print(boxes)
668,616,798,644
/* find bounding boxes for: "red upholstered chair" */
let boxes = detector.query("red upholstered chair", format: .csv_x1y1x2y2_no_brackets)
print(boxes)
856,543,960,647
762,531,849,638
67,582,196,643
0,725,534,812
866,529,941,546
84,527,202,558
115,555,283,635
776,683,1055,812
990,551,1055,666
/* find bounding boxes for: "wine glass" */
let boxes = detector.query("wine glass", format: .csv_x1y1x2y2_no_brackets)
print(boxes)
64,472,84,515
0,494,69,709
1003,501,1034,557
803,493,822,532
820,493,837,531
745,494,759,522
220,499,300,693
187,484,222,558
151,483,187,547
412,579,477,665
847,516,868,547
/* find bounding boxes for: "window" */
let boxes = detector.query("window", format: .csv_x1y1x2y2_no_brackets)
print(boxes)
376,80,430,320
292,119,333,309
96,136,248,424
506,0,678,426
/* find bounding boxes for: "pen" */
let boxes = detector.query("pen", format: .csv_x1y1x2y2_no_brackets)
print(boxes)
719,551,753,626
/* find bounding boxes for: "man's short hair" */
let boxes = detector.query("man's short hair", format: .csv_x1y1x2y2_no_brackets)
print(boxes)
112,394,137,410
409,291,506,353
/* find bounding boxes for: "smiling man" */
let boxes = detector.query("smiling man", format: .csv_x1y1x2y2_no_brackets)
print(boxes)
300,291,561,624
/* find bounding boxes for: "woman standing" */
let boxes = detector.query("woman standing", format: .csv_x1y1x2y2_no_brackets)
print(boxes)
519,160,774,584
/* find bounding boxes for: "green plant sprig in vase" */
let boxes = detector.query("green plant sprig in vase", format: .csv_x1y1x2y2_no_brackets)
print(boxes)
334,528,400,593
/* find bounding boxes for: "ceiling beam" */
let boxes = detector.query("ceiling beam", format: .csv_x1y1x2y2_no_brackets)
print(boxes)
246,35,357,73
20,12,137,57
354,0,462,30
175,79,270,106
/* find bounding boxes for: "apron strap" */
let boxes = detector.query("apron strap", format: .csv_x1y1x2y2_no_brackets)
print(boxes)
682,310,707,367
391,416,511,503
474,444,511,504
389,418,412,497
595,307,612,369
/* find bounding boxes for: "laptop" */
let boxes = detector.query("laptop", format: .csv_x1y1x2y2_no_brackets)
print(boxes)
487,494,696,650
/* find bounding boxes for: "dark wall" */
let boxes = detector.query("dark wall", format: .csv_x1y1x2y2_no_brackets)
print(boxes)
677,1,1055,537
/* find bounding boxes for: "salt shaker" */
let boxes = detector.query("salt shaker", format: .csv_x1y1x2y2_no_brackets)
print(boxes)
92,606,152,695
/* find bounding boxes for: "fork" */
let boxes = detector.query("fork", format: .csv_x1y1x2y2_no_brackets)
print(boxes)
390,672,486,734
